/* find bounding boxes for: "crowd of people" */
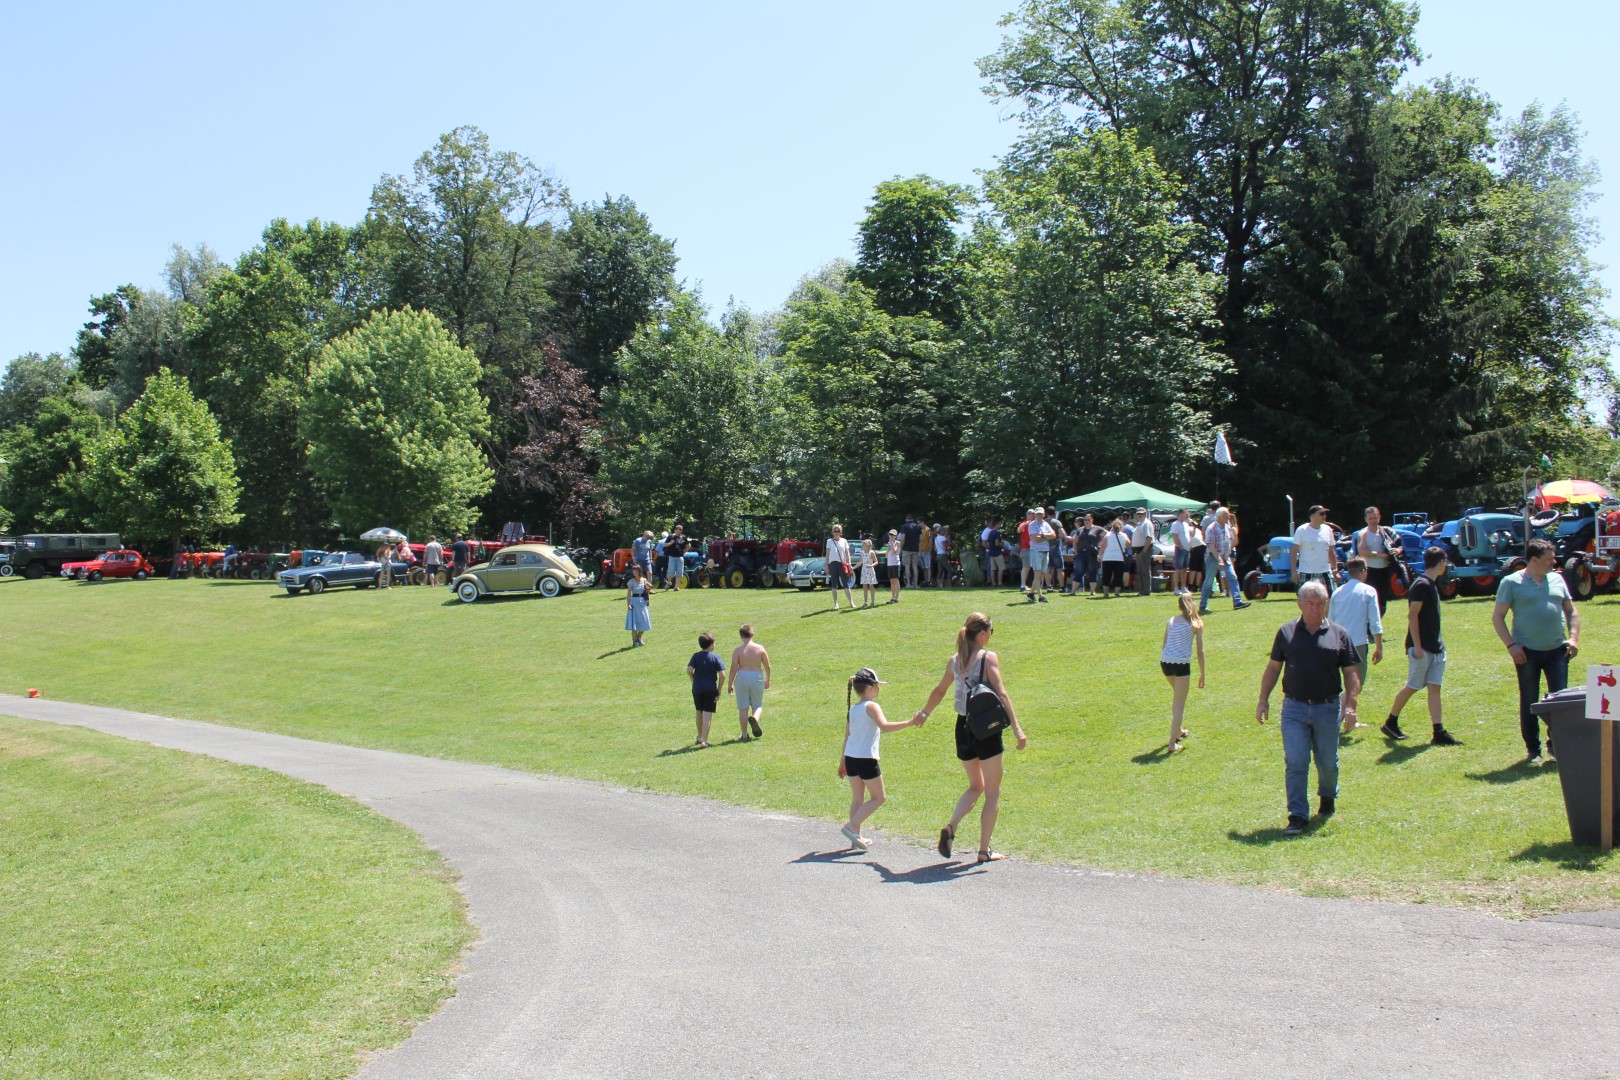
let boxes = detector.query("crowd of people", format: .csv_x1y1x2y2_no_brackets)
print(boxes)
621,503,1583,847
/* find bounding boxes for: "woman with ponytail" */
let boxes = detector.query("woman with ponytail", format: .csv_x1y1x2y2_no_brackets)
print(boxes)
837,667,923,851
1161,591,1205,752
912,612,1027,863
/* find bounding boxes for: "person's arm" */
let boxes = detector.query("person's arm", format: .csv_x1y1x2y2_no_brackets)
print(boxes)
760,647,772,688
1290,538,1300,581
1357,529,1372,559
1492,601,1517,658
687,664,696,681
838,715,849,778
1342,662,1361,725
726,649,739,694
1408,599,1425,658
1194,626,1206,688
981,652,1027,748
913,661,954,725
1257,659,1283,723
1367,592,1384,664
869,701,921,732
1565,598,1580,658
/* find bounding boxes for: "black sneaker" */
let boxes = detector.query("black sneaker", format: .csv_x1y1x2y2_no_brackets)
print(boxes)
1283,815,1308,836
748,715,762,739
1526,752,1543,766
1233,601,1252,610
1380,721,1408,741
1431,729,1463,746
1317,796,1335,817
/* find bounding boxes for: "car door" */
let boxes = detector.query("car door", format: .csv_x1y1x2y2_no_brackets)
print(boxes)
485,551,524,592
339,552,372,584
517,550,546,590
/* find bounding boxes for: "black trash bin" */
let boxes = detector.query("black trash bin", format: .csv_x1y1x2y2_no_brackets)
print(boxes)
1531,686,1620,848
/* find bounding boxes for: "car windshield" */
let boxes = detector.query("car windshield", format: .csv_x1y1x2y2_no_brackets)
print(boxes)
345,552,368,565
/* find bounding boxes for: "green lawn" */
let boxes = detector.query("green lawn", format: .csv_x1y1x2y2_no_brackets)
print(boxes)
0,714,471,1079
3,574,1616,916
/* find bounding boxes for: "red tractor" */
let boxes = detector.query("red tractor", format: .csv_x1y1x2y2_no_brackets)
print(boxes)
707,516,823,588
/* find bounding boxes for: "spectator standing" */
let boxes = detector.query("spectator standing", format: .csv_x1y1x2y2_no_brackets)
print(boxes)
919,520,934,585
687,632,725,748
1184,518,1206,596
1291,505,1338,594
662,526,688,591
912,612,1028,864
1356,507,1404,615
858,537,878,608
978,518,996,584
1255,581,1362,835
1070,513,1099,595
450,534,471,586
1170,509,1193,594
885,529,902,603
825,524,855,611
1161,592,1205,751
1492,539,1579,764
624,565,652,647
898,514,923,587
1016,510,1034,591
727,624,771,741
1132,508,1155,596
934,524,952,587
1098,518,1129,597
1045,507,1068,593
1378,547,1463,746
632,530,654,582
1328,557,1383,731
1025,508,1054,603
1199,508,1250,613
1201,501,1222,532
423,535,444,587
985,519,1005,587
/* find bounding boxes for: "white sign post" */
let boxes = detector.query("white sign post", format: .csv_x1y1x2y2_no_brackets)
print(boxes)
1587,664,1617,851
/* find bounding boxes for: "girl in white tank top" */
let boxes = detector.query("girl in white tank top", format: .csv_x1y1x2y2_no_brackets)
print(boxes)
838,667,923,851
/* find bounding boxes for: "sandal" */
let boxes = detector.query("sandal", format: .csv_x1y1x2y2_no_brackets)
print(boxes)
749,715,762,738
976,850,1004,864
938,827,954,858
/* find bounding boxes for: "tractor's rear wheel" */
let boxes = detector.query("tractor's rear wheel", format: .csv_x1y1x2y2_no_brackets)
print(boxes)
1564,557,1595,601
1241,570,1269,601
727,568,746,589
758,568,776,588
1437,576,1460,601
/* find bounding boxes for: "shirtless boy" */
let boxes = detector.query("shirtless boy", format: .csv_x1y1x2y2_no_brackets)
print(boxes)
726,624,773,742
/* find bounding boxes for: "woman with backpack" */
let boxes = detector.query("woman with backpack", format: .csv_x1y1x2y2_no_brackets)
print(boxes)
911,612,1027,864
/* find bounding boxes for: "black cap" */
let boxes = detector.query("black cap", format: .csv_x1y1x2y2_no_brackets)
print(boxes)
852,667,886,684
1309,504,1329,516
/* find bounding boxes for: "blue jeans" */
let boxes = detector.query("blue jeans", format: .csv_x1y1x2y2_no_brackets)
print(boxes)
1515,646,1569,755
1281,697,1340,819
1200,551,1241,609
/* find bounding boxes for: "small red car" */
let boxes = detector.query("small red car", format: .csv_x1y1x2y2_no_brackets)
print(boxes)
60,549,155,581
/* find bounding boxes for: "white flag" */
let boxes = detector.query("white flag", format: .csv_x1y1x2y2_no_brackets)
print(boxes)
1214,430,1235,466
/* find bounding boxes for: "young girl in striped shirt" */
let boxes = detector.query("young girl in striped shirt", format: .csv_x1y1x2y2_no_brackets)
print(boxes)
1161,591,1205,752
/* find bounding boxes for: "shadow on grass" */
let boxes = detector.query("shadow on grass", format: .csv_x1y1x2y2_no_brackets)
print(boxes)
1509,841,1609,871
1466,760,1546,785
790,851,987,883
800,607,841,618
1132,746,1175,765
656,744,706,757
1376,743,1432,765
1227,824,1311,845
202,579,276,587
597,645,637,659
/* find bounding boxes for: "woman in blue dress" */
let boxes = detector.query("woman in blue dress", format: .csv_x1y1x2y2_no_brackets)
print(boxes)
625,565,652,646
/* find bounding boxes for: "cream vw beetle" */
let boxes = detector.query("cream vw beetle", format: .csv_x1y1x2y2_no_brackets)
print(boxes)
452,542,591,602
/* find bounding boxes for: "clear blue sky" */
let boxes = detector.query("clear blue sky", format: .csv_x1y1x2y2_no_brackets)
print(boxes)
4,1,1617,368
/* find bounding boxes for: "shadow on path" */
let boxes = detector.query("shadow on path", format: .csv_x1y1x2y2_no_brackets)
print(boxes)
791,850,988,884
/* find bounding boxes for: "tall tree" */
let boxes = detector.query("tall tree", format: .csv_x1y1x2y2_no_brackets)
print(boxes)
0,393,106,533
85,370,241,562
961,128,1224,507
980,0,1418,355
599,293,778,535
0,352,76,431
851,176,971,327
502,344,608,534
551,195,678,388
301,308,492,536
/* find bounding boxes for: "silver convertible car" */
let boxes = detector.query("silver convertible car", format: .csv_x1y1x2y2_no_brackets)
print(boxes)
278,551,408,595
452,543,592,602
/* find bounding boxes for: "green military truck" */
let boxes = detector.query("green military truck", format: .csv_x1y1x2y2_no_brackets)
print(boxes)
6,533,122,579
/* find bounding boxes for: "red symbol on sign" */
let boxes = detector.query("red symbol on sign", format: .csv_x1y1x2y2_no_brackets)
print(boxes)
1600,671,1618,688
1606,695,1613,717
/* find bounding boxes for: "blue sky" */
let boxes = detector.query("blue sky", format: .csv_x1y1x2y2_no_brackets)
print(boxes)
4,1,1617,367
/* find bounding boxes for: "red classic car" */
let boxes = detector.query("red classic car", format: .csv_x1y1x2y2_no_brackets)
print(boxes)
60,549,155,581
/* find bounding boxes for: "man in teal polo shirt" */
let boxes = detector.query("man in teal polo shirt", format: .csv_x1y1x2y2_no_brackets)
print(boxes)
1492,539,1580,764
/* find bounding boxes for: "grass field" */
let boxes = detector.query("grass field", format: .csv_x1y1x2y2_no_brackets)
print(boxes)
0,714,472,1079
2,573,1616,916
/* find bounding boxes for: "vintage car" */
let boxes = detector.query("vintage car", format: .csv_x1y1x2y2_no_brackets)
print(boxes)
277,550,409,595
60,549,155,581
785,555,831,591
452,542,591,603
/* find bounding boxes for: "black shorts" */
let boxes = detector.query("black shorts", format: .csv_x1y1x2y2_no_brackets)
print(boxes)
955,714,1005,761
1160,661,1191,678
693,688,719,713
843,755,880,780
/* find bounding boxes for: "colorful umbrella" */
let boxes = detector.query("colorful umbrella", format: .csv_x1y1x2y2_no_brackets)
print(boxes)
1530,479,1613,509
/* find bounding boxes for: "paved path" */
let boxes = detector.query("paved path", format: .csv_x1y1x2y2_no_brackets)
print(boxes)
6,694,1619,1079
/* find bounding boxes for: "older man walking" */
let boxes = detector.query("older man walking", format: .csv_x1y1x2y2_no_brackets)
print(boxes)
1256,581,1362,835
1199,507,1250,613
1492,538,1580,764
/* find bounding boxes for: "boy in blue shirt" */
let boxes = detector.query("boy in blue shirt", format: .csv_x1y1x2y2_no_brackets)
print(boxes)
687,632,726,748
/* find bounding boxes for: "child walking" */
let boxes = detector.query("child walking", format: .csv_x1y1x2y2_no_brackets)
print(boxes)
1161,592,1205,751
885,530,902,604
838,667,923,851
859,538,878,608
687,632,726,748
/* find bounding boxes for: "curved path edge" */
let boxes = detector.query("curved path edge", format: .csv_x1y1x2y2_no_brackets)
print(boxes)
4,694,1618,1080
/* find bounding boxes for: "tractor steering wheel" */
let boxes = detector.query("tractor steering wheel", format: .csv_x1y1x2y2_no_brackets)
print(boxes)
1529,509,1560,529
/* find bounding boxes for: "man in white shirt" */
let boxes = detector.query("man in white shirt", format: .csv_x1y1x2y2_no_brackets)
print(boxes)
1025,507,1054,603
1328,557,1383,731
1131,508,1155,596
1291,504,1338,594
1170,509,1193,595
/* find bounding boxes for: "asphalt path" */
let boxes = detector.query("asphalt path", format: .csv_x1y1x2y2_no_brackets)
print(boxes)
6,694,1619,1079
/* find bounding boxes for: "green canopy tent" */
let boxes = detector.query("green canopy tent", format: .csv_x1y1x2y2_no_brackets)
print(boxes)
1055,480,1206,514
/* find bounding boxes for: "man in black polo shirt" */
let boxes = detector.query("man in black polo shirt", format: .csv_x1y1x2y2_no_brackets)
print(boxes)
1256,580,1361,835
